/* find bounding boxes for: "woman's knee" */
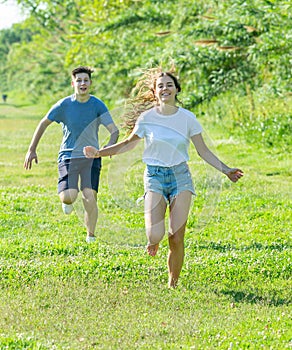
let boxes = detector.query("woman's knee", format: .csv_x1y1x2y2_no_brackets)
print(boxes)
147,230,165,245
168,230,185,247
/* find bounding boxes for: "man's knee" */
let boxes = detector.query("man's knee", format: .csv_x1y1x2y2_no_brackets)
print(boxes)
59,189,78,204
82,188,97,201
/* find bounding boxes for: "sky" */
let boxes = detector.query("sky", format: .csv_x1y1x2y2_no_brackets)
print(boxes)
0,0,26,30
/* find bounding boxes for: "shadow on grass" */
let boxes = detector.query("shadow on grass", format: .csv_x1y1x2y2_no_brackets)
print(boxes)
220,289,291,306
194,241,291,252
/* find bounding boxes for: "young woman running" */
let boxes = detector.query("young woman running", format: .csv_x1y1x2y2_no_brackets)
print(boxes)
83,68,243,287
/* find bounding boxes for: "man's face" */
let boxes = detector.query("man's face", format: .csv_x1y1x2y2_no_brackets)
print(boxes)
71,72,91,96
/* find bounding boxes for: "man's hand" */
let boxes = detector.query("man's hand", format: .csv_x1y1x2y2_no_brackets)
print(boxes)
24,150,38,170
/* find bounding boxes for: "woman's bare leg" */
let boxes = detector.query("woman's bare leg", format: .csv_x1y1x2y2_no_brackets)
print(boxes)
144,191,167,256
168,191,192,288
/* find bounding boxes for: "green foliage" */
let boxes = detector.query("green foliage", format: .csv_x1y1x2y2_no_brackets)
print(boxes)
0,24,33,92
196,88,292,152
0,0,291,145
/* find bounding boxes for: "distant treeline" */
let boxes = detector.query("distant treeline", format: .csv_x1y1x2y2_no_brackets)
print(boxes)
1,0,291,148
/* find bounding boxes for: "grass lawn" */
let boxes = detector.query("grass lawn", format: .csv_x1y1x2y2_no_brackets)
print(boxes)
0,102,291,349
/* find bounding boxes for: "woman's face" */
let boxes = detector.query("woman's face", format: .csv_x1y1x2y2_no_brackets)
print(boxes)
154,75,178,106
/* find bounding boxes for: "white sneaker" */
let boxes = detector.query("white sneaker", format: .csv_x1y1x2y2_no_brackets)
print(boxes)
86,236,96,243
62,203,73,215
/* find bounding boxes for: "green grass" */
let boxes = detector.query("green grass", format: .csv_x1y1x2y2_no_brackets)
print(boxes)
0,101,291,349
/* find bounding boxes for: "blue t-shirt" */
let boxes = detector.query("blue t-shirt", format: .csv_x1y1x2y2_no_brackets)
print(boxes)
46,95,113,162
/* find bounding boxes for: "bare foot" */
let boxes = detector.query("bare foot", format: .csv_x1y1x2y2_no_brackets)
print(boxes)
168,279,178,288
146,243,159,256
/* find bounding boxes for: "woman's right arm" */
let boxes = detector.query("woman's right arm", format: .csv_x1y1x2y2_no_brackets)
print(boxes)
84,131,141,158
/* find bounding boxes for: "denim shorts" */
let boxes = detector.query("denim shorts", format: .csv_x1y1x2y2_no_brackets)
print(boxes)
57,158,101,194
144,162,195,203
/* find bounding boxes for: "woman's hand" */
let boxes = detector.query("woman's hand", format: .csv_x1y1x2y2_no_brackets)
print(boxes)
225,168,244,182
83,146,99,158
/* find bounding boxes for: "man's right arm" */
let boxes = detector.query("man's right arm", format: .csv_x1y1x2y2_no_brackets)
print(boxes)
24,117,53,170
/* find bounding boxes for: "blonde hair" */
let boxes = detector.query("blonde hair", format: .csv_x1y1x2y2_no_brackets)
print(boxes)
123,67,181,131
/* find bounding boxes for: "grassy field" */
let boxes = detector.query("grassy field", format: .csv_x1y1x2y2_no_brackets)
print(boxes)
0,101,291,349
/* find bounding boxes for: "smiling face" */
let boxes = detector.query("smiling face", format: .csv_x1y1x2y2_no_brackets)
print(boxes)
154,75,178,106
71,72,92,101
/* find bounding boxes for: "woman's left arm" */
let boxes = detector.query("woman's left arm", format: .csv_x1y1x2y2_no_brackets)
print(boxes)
191,133,243,182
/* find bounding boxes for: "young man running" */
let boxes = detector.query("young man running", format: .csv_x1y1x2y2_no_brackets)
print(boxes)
24,66,119,242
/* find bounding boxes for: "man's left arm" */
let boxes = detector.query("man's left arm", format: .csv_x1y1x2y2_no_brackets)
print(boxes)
104,123,119,147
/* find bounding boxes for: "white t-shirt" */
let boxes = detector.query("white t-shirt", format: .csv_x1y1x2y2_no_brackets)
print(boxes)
133,107,203,166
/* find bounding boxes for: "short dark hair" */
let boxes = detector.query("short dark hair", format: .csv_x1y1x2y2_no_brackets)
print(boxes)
71,66,94,79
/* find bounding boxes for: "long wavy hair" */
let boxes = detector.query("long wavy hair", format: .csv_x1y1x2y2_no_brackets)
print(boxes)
123,67,182,131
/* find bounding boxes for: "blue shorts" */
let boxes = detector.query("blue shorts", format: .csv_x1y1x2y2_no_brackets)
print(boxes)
57,158,101,194
144,162,195,203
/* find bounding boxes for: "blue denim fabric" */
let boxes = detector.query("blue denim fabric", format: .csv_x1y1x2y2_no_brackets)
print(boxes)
144,162,195,203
